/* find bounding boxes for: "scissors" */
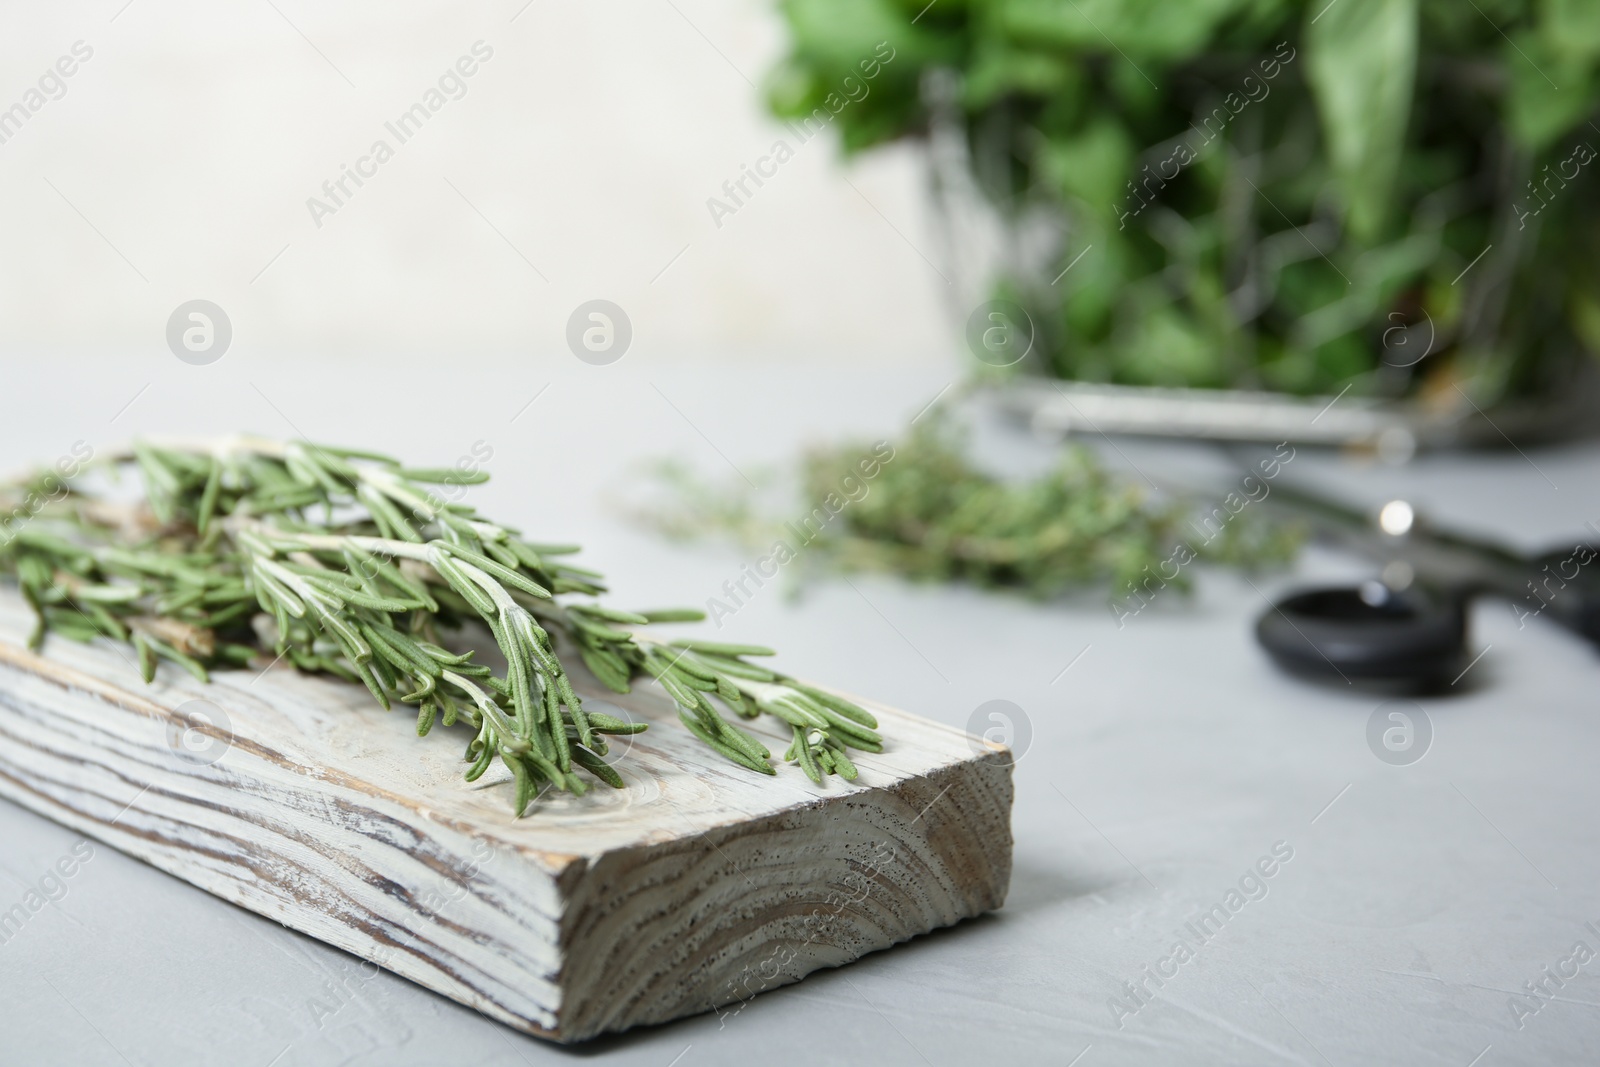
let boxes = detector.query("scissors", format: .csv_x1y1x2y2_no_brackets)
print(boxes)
1252,481,1600,687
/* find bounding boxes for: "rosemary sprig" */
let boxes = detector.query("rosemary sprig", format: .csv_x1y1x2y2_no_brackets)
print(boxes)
0,436,883,814
638,409,1302,600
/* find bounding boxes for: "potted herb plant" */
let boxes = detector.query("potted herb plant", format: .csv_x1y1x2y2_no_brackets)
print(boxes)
767,0,1600,448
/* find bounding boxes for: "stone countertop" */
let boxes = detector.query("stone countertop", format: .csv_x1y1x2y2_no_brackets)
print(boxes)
2,354,1597,1066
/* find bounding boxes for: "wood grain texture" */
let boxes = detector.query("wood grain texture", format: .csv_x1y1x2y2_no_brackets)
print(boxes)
0,591,1012,1042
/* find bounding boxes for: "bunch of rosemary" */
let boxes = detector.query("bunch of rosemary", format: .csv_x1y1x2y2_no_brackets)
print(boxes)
640,411,1300,599
0,437,883,815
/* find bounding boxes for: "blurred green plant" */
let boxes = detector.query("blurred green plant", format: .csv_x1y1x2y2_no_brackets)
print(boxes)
639,410,1302,600
768,0,1600,404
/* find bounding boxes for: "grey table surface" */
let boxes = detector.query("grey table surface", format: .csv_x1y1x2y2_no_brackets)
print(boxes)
2,353,1598,1067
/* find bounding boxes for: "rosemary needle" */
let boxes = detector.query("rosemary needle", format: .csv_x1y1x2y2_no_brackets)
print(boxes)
0,437,882,815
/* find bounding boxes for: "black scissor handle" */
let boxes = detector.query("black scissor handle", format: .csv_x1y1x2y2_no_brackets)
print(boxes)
1255,584,1469,686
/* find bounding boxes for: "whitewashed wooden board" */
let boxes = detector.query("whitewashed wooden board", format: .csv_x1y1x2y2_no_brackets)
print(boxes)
0,591,1013,1042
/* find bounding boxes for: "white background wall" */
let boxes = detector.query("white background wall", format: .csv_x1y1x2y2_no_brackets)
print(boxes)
0,1,954,365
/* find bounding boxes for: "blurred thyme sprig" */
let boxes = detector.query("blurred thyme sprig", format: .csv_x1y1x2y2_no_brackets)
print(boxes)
0,436,883,814
637,411,1301,599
